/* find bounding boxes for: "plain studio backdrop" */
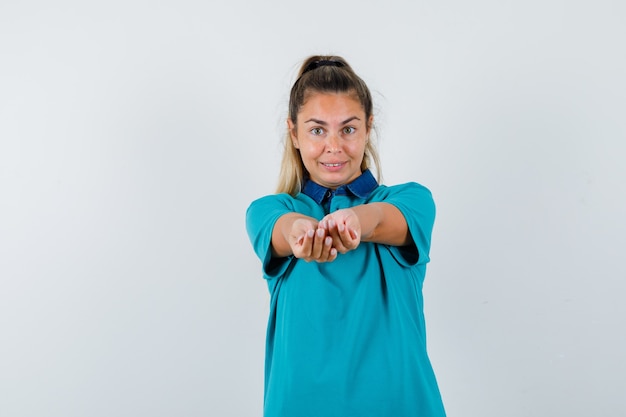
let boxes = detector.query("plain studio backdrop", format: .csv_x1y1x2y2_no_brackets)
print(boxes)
1,1,624,416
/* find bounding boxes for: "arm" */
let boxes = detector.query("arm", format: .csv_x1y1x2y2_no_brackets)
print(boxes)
353,202,411,246
320,202,411,254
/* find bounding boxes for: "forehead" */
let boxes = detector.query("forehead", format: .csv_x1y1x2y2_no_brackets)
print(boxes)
299,91,365,118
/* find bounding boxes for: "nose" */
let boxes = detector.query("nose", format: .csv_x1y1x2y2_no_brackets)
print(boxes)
326,133,340,153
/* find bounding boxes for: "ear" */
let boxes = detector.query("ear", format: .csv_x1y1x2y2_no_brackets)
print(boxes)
367,114,374,134
287,119,299,149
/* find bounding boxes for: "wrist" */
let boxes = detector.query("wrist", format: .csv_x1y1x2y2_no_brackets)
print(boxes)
352,204,382,242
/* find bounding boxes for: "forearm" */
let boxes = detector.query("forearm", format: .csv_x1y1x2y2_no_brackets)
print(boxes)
351,202,411,246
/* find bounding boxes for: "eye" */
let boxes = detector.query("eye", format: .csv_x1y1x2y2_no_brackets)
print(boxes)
310,127,325,136
343,126,356,135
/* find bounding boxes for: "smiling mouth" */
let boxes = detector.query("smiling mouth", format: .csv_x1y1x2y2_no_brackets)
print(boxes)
322,162,344,167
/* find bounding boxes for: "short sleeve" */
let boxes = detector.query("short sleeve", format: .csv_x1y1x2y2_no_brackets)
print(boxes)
376,183,436,267
245,194,296,280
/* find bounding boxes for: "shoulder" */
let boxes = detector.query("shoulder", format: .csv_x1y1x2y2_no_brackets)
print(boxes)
247,192,315,212
248,192,295,208
247,193,295,221
246,192,320,221
369,181,434,205
369,182,436,228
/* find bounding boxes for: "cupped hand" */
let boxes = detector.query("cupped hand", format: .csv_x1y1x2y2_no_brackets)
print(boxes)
319,208,361,254
289,218,337,263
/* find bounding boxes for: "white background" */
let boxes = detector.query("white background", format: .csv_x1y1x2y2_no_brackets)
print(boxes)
1,1,625,416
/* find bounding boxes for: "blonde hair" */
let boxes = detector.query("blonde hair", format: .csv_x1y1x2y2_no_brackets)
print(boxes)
276,55,382,195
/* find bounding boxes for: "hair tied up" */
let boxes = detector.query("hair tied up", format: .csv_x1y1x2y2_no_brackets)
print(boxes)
302,60,345,75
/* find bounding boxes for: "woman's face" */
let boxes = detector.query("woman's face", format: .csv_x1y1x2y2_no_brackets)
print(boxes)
288,92,371,190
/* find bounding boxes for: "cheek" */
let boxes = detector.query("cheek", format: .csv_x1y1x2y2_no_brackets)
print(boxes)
347,141,367,156
301,141,324,157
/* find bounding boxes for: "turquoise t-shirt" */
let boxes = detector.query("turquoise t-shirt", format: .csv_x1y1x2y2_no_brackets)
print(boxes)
246,172,445,417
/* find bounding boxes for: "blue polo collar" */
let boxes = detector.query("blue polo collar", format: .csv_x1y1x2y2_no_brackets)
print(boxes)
302,169,378,205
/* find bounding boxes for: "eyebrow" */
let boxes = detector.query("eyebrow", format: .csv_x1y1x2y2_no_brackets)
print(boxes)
304,116,361,125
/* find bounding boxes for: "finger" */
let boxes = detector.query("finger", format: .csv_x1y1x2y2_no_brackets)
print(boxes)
338,222,359,251
296,229,315,260
327,246,338,262
322,219,345,253
332,222,355,253
311,228,326,259
315,236,334,263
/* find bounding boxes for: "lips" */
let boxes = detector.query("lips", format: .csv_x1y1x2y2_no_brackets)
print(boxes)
319,162,346,173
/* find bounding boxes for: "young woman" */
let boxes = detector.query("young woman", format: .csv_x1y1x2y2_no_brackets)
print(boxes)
246,55,446,417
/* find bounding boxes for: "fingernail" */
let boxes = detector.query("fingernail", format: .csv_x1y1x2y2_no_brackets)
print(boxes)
338,223,345,232
325,237,332,245
307,229,315,238
317,228,325,238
